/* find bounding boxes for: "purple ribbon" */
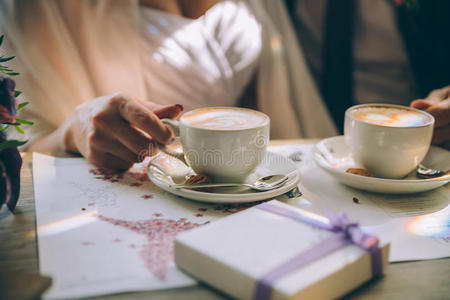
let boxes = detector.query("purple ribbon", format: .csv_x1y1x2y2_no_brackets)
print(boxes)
252,202,382,300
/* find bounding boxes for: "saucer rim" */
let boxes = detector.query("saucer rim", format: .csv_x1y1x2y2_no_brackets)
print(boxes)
314,136,450,184
147,151,301,203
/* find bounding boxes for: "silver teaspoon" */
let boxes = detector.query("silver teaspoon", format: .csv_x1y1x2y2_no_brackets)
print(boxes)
416,164,448,178
169,174,289,192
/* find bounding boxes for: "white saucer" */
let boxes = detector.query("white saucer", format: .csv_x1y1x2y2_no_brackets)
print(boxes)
313,136,450,194
147,151,301,203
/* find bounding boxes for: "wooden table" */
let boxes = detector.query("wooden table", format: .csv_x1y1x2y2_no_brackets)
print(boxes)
1,144,449,299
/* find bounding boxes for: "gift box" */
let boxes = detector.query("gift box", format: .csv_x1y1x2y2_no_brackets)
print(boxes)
175,200,389,300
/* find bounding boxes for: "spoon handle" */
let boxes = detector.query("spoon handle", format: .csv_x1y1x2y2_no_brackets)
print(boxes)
170,183,244,189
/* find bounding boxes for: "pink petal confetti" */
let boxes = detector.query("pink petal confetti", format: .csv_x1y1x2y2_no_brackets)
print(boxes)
97,215,202,280
89,167,149,184
89,168,125,183
141,194,154,199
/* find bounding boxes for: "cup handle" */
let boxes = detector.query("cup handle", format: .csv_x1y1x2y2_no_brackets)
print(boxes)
161,118,180,136
156,119,186,164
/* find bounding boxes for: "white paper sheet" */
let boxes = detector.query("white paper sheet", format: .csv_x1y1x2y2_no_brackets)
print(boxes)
271,144,450,262
33,153,257,299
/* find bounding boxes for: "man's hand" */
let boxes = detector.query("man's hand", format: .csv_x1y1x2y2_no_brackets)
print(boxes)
411,86,450,147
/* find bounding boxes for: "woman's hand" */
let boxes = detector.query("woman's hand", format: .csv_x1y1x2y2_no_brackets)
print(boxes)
36,92,183,170
411,86,450,147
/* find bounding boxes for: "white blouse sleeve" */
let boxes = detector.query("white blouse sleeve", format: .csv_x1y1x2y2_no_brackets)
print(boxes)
202,0,261,102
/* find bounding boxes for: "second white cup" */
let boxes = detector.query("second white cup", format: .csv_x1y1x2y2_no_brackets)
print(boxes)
344,104,434,179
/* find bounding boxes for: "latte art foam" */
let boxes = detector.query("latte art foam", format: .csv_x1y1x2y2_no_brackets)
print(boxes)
350,106,432,127
181,107,268,130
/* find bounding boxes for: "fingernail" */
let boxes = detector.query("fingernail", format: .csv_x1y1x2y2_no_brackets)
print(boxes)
175,104,184,111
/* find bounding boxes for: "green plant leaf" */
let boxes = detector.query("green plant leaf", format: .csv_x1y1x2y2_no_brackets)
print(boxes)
0,65,19,76
17,101,29,110
14,125,24,134
0,125,9,131
0,55,15,62
14,90,22,97
0,139,27,152
0,35,3,47
15,118,34,125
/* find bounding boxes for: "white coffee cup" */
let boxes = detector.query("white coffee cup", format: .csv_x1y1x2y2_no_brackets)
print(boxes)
160,107,270,183
344,103,434,179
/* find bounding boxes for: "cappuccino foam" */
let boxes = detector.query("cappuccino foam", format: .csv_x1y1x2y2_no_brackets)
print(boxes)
350,106,432,127
181,107,268,130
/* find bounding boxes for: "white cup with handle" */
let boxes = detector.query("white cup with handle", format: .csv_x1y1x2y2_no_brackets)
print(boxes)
158,107,270,183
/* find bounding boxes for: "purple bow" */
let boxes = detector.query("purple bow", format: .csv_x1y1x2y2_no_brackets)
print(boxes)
328,212,381,253
252,203,382,300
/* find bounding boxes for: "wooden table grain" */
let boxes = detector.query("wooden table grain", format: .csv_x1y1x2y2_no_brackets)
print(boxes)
1,146,449,300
